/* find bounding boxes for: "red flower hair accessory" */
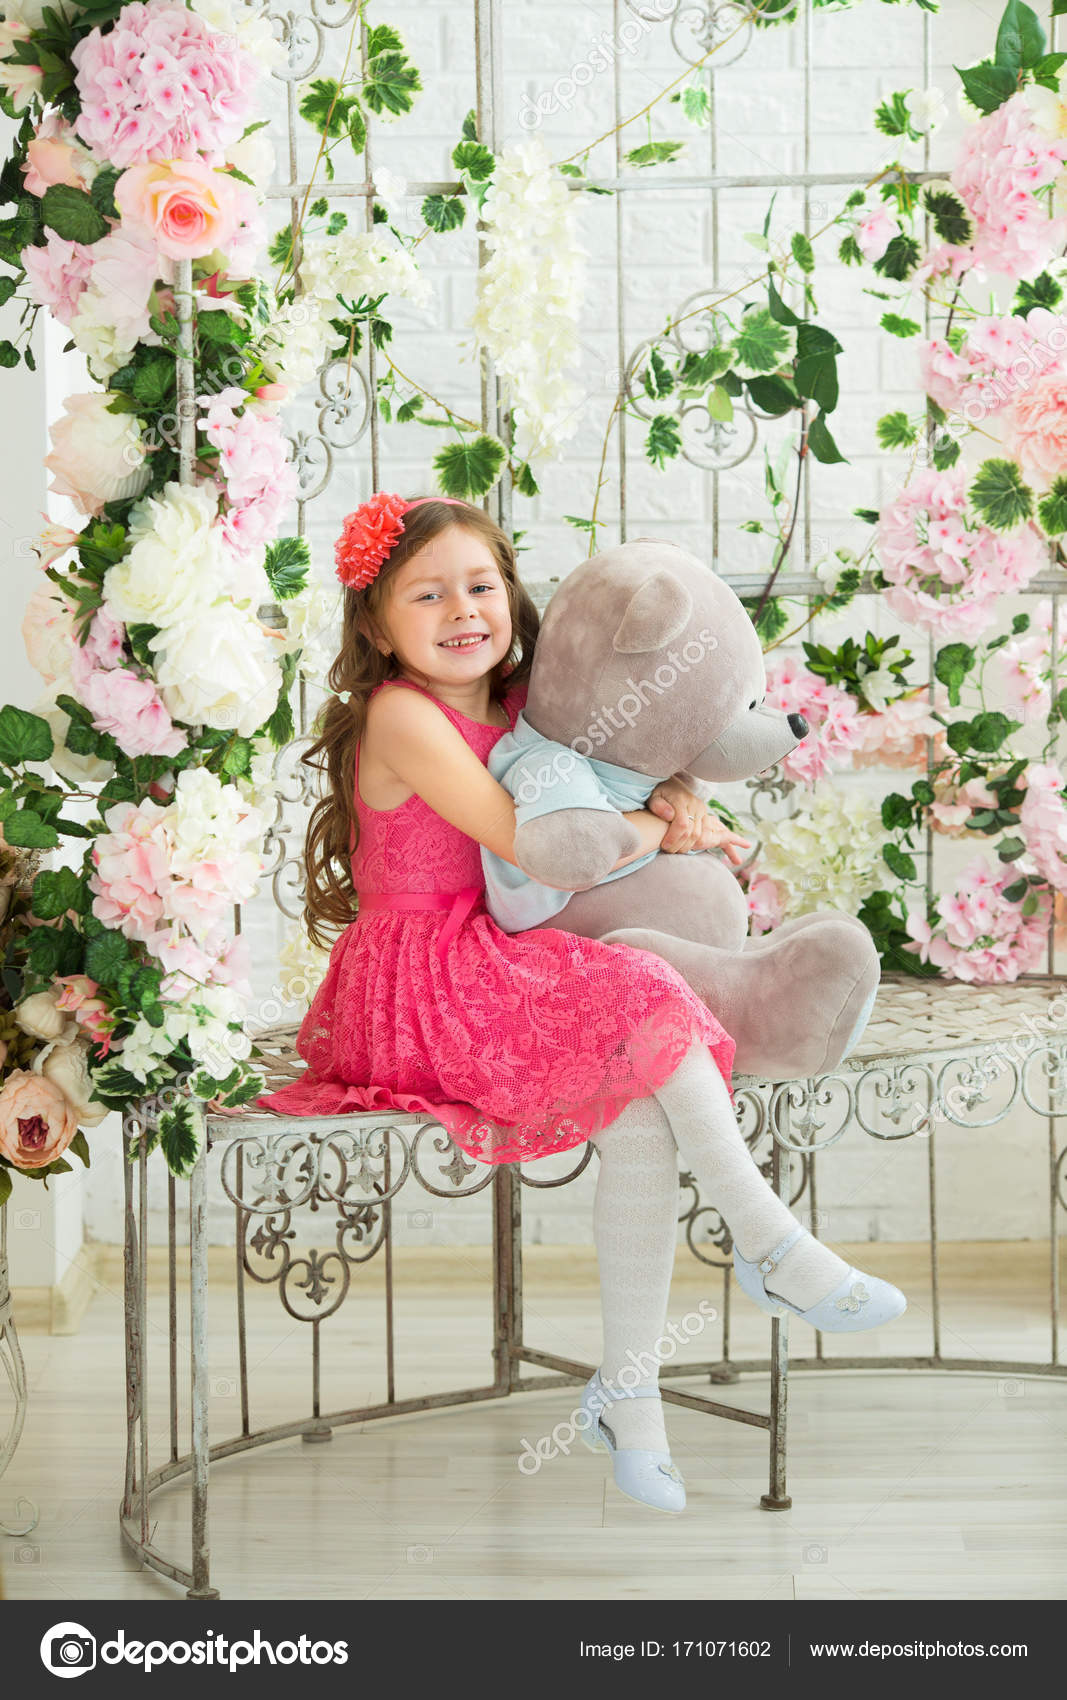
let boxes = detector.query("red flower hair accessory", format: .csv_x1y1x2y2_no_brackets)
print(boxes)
334,492,465,591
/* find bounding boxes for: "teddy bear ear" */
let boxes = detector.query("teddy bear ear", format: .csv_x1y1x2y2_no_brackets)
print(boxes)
612,571,694,654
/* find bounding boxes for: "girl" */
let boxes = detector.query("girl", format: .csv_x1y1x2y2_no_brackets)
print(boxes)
259,491,906,1515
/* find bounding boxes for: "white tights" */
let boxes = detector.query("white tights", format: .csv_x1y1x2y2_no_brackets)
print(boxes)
588,1040,850,1451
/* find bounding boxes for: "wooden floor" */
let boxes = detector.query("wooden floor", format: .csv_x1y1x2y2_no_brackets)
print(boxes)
2,1240,1065,1601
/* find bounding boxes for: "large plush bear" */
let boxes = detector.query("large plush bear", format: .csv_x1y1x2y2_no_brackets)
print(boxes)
481,538,880,1081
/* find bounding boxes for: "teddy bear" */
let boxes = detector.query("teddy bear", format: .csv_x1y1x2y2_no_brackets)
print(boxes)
481,537,880,1081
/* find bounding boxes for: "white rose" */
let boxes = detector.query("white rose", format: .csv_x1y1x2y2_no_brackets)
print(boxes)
21,582,77,684
104,482,231,627
16,989,76,1044
44,392,150,517
39,1038,109,1128
151,604,283,738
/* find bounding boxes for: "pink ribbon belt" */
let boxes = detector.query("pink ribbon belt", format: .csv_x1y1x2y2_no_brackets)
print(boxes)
356,885,484,960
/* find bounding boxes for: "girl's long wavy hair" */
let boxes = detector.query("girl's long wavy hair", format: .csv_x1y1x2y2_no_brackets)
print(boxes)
303,497,540,947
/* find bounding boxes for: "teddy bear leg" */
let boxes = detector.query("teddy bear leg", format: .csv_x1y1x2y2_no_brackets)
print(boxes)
601,920,879,1082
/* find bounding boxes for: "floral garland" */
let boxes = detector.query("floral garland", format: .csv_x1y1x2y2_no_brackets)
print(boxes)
0,0,313,1190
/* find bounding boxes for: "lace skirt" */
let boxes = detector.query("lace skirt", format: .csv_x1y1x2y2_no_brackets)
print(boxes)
257,905,735,1164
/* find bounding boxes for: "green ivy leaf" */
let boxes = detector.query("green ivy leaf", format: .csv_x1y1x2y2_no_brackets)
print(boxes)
299,78,349,137
515,461,539,497
733,306,793,375
923,187,973,246
31,865,88,920
40,183,109,244
956,60,1018,114
85,929,130,985
1002,876,1029,902
995,1,1046,72
873,232,921,281
0,704,53,766
934,642,976,707
876,411,918,451
624,140,685,169
793,322,841,411
681,84,711,126
838,233,863,267
969,459,1034,530
421,193,465,233
970,710,1019,751
745,374,798,416
881,792,915,832
874,90,912,137
883,842,918,881
1037,475,1067,537
807,409,847,464
348,104,367,155
790,231,815,273
644,413,682,468
997,834,1026,862
1013,272,1062,316
362,51,422,117
881,312,921,338
366,23,404,56
2,808,59,849
158,1099,205,1179
451,140,495,181
131,353,175,408
433,434,506,498
264,534,310,599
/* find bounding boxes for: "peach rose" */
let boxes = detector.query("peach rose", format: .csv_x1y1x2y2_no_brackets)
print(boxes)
114,159,251,261
22,114,93,197
1006,371,1067,492
0,1069,79,1170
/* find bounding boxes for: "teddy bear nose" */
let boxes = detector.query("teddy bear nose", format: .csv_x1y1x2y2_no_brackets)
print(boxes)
787,712,809,738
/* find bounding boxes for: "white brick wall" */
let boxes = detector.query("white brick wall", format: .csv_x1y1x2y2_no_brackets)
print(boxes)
5,0,1061,1251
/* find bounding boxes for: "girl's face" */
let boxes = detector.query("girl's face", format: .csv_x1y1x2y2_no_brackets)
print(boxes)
374,525,513,684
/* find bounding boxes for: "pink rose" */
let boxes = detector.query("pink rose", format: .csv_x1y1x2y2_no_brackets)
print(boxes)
54,974,117,1055
114,158,256,260
69,642,187,760
21,113,92,197
1005,370,1067,491
0,1069,79,1170
44,391,150,517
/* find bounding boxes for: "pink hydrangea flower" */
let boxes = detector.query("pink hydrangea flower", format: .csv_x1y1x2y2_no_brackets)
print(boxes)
1020,762,1067,892
876,466,1047,639
927,771,1000,836
745,873,784,937
952,92,1067,279
990,599,1053,722
763,656,864,785
90,797,173,942
919,310,1067,420
856,203,896,263
905,856,1050,982
198,387,298,549
21,231,96,327
71,1,260,169
850,690,946,770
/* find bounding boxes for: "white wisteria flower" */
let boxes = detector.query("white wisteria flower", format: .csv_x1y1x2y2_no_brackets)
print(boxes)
757,791,891,918
259,295,332,388
282,577,342,683
299,226,433,313
278,917,329,1008
469,134,587,464
373,167,410,224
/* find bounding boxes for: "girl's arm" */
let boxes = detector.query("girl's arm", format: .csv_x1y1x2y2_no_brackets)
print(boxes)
363,686,542,876
611,808,669,871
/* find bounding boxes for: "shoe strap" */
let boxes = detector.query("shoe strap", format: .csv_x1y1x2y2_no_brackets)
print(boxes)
755,1224,806,1275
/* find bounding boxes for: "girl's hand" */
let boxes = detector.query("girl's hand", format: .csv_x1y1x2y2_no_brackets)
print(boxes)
648,780,752,864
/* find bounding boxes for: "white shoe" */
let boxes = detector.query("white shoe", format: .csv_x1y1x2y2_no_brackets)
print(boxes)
734,1225,907,1332
578,1369,686,1514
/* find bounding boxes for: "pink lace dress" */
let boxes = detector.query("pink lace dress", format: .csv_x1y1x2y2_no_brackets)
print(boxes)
257,677,735,1163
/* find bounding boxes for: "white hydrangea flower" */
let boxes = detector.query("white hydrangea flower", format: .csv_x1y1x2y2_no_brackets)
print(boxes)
469,134,587,464
278,917,329,1008
187,0,287,74
260,296,332,388
373,167,409,224
903,86,947,136
282,577,342,682
757,791,891,918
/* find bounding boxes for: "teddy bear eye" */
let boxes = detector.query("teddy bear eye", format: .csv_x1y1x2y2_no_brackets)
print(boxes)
748,698,757,710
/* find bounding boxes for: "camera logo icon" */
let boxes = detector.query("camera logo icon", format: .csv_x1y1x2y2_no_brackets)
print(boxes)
40,1622,97,1678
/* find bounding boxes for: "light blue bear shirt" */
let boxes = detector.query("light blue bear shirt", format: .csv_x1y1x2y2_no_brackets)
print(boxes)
482,710,671,933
